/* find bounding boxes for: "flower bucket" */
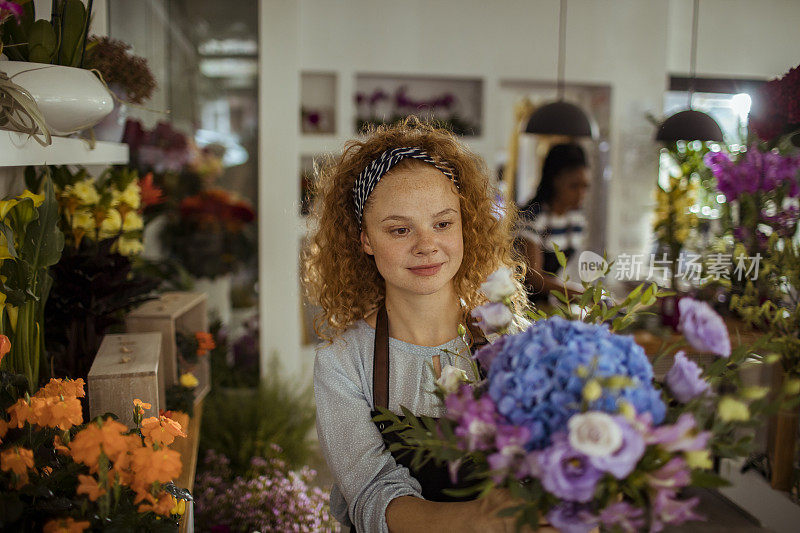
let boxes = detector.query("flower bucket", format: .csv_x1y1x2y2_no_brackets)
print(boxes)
0,61,113,135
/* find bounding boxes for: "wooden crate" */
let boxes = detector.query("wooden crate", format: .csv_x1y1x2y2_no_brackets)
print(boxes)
126,292,211,405
88,333,162,428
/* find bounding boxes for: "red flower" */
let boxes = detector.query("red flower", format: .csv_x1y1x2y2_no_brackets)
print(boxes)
138,172,164,208
750,64,800,141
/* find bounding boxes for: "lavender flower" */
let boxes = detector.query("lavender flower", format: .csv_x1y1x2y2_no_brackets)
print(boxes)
647,413,710,453
678,298,731,358
546,502,598,533
470,302,513,333
486,425,531,482
646,457,692,491
599,501,646,533
589,416,645,479
537,434,603,502
446,386,500,452
472,335,507,370
665,351,711,403
704,148,800,201
651,489,704,532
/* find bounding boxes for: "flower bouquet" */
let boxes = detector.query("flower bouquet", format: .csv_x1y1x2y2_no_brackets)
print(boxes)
375,265,771,531
0,342,191,531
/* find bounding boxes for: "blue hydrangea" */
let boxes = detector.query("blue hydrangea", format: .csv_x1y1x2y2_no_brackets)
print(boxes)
487,316,665,450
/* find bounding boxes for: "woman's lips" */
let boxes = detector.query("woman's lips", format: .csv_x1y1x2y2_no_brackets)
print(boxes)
408,263,444,276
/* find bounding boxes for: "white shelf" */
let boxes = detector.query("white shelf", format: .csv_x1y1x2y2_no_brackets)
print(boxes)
0,130,129,167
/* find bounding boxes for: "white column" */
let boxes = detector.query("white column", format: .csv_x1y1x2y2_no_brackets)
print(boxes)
258,0,303,380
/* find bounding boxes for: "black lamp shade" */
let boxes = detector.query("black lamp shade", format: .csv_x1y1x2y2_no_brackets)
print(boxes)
524,100,596,138
656,109,724,142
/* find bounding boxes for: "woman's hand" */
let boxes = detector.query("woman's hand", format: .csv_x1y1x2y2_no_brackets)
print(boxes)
471,489,558,533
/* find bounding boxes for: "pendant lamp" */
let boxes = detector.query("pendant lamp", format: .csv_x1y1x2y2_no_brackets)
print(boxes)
655,0,723,142
525,0,596,138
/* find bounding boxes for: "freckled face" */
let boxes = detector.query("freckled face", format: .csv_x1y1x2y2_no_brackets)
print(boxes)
360,164,463,298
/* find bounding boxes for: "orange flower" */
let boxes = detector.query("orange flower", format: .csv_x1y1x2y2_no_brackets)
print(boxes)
130,446,182,487
0,446,34,476
76,474,106,501
141,415,186,447
7,398,38,428
35,397,82,430
69,418,129,470
133,398,151,414
41,465,53,476
0,335,9,365
43,517,91,533
195,331,215,355
110,434,144,487
53,435,70,454
36,378,86,399
138,491,175,516
139,172,164,208
1,446,34,488
0,418,8,440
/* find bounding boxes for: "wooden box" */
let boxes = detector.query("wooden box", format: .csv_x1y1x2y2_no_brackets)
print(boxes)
126,292,211,405
88,333,162,428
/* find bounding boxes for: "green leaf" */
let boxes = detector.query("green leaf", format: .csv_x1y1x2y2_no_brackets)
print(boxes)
553,242,567,269
690,470,730,489
21,176,64,271
58,0,88,67
0,223,18,259
27,19,57,64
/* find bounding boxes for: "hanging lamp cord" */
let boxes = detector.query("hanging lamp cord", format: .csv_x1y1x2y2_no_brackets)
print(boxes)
557,0,567,100
688,0,699,109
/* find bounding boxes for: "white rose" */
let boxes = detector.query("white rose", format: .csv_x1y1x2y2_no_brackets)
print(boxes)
436,364,469,394
568,412,623,457
480,267,516,302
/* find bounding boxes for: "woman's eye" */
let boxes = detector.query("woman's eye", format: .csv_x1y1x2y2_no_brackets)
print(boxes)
436,221,453,230
390,227,409,236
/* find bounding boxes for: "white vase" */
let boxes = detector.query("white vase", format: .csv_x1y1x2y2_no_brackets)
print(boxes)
0,61,114,135
92,85,128,142
192,274,233,326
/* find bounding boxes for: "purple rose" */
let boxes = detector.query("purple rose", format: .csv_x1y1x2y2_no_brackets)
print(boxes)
665,351,711,403
678,298,731,358
546,502,598,533
589,416,645,479
470,302,513,334
537,434,603,502
599,501,646,533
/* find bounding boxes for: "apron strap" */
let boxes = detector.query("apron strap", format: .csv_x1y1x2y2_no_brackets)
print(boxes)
372,304,390,410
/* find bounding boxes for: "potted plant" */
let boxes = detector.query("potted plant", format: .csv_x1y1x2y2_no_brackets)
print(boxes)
0,0,113,138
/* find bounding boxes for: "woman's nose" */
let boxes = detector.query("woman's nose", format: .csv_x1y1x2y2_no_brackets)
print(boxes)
414,231,437,255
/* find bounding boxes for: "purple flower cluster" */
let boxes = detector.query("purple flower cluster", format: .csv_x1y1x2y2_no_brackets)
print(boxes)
665,351,710,403
194,449,339,533
480,316,665,450
704,148,800,201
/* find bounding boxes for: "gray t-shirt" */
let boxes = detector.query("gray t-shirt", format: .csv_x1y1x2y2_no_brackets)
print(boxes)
314,319,477,532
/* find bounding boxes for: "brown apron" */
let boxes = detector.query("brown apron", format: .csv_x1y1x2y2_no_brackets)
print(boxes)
365,305,488,518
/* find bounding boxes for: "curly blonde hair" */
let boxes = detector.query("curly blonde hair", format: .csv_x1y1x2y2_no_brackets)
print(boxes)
301,118,527,341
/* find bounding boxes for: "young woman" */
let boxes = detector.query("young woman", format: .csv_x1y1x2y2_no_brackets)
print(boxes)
517,143,591,306
302,119,540,532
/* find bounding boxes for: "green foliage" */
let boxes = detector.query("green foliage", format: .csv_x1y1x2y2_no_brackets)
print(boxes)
165,384,194,417
199,359,316,476
1,0,92,67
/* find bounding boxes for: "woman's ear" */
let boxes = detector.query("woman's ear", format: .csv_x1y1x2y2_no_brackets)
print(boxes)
361,229,374,256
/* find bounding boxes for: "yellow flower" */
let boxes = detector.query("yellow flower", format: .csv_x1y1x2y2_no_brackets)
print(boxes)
740,386,769,400
6,304,18,332
114,237,144,256
122,212,144,232
98,209,122,238
685,449,713,470
783,379,800,396
117,182,142,210
70,209,95,232
180,372,199,388
0,198,19,219
0,231,13,260
582,379,602,402
18,189,45,207
718,396,750,422
70,181,100,206
618,400,636,420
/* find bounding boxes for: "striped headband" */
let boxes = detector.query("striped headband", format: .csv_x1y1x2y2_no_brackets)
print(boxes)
352,147,457,227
